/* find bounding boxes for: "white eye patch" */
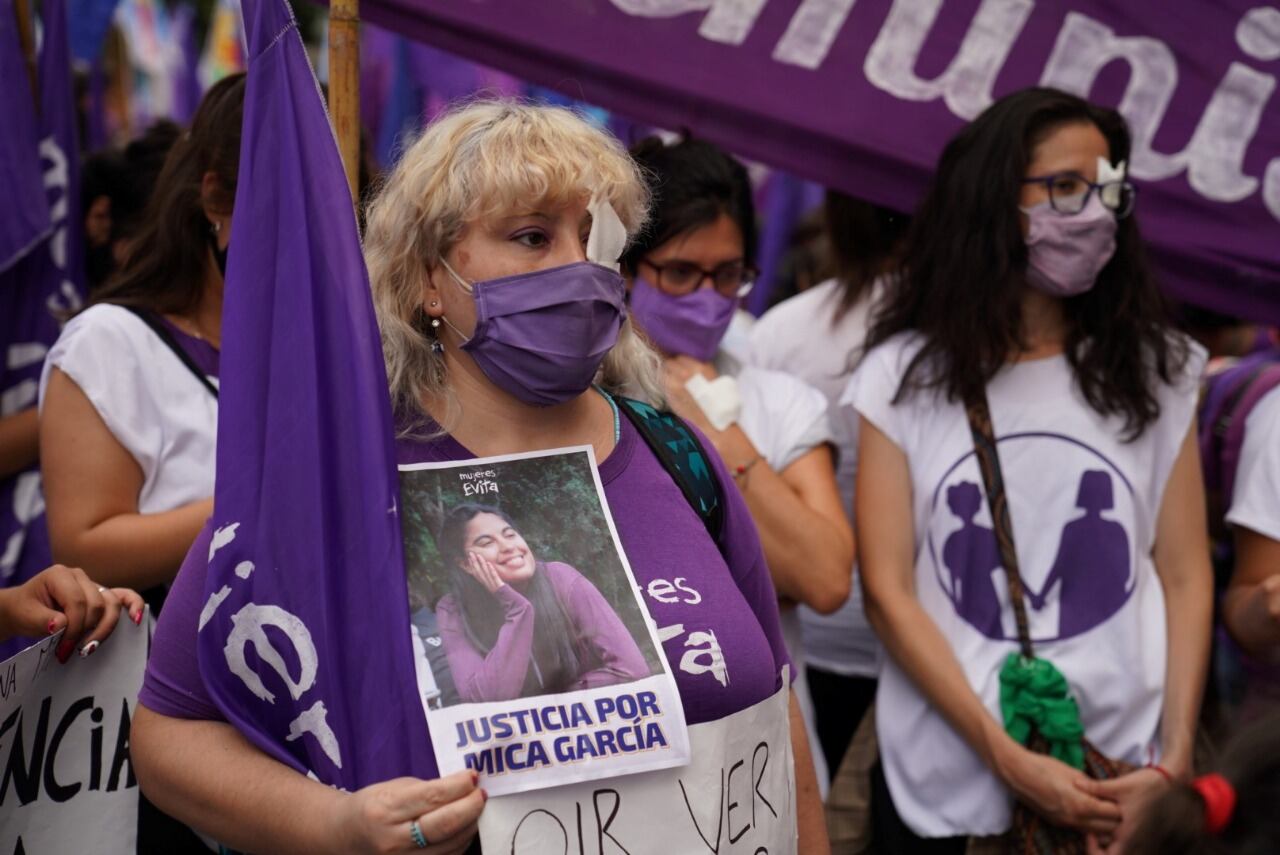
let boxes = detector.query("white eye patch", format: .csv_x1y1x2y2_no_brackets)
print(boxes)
586,195,627,272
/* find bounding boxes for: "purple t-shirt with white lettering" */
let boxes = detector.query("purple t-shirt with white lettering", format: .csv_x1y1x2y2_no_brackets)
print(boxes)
140,415,791,734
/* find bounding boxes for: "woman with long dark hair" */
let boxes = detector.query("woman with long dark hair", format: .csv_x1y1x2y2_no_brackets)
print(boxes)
850,87,1211,851
39,75,243,597
435,503,648,701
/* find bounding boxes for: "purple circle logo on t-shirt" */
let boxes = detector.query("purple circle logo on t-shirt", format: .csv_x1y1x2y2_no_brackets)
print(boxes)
926,432,1138,643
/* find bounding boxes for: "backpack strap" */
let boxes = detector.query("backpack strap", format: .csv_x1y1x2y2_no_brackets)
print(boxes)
616,397,725,549
122,306,220,400
1206,355,1280,509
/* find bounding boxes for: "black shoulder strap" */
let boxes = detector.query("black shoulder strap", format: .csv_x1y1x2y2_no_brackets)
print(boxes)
616,396,726,550
123,306,219,400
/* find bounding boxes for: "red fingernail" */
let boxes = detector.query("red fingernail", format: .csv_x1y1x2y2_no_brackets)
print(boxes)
56,646,70,664
47,619,58,634
471,770,479,785
132,610,142,625
79,640,100,658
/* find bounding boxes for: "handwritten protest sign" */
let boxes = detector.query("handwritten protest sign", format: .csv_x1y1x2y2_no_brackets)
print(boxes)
479,670,795,853
400,446,689,795
0,616,149,855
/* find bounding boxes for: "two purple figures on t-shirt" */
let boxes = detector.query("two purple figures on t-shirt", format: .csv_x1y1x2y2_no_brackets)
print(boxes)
942,469,1131,640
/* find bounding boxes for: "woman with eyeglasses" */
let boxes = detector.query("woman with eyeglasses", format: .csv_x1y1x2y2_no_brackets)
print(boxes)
848,88,1211,851
623,137,855,785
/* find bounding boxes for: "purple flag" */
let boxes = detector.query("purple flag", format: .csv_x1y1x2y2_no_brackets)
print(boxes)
195,0,434,785
374,36,421,168
0,0,84,601
0,5,50,273
354,0,1280,322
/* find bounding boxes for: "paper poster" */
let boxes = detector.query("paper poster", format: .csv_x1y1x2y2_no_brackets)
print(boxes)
478,671,796,853
0,614,150,855
399,446,689,796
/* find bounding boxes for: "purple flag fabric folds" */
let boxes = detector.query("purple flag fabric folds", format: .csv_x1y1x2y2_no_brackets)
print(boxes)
1,0,84,617
196,0,435,786
0,5,50,274
350,0,1280,322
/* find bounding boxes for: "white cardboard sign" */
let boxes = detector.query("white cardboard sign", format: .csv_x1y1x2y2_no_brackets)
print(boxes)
479,671,796,854
0,616,149,855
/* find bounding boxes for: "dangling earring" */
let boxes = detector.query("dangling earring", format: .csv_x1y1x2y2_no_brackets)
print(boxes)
430,318,444,354
212,220,222,234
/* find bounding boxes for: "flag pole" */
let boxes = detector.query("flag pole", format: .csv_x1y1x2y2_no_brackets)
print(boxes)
328,0,361,205
13,0,38,104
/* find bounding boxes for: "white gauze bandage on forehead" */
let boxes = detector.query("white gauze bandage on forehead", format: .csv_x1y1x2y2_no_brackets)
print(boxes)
586,195,628,272
1097,157,1127,209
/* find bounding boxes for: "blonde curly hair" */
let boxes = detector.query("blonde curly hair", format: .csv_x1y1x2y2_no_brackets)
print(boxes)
364,99,664,432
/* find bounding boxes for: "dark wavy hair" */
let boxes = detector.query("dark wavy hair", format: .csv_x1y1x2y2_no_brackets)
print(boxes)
620,136,756,275
825,190,909,325
1129,712,1280,854
866,87,1186,439
437,503,596,696
88,73,245,315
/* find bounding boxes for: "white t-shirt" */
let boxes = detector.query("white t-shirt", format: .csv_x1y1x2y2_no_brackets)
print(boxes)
1226,384,1280,541
844,332,1204,837
749,278,881,678
38,304,218,515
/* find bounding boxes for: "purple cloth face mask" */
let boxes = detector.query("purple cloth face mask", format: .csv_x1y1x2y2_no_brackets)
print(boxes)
628,276,736,362
1021,192,1118,297
442,260,627,407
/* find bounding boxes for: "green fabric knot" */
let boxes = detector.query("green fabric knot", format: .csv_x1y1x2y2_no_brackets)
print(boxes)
999,653,1085,769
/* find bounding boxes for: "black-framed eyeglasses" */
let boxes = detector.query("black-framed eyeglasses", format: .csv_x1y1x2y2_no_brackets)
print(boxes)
1021,171,1137,219
641,258,757,298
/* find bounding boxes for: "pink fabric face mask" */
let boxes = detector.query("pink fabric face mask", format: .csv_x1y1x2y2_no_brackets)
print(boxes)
1021,192,1118,297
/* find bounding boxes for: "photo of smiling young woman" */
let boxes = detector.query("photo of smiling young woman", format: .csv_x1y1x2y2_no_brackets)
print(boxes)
429,500,654,706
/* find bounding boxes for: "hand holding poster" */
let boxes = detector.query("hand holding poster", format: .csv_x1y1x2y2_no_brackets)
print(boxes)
399,446,690,795
479,671,796,854
0,616,149,855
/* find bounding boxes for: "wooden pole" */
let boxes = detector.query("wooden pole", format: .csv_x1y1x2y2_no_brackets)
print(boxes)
328,0,361,204
13,0,38,106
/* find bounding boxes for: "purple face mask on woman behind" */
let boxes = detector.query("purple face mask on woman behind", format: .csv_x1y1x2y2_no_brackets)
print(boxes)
441,260,627,407
1022,192,1117,297
628,276,736,362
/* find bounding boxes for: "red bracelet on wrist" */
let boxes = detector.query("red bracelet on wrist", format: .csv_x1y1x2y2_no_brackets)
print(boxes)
1147,763,1174,783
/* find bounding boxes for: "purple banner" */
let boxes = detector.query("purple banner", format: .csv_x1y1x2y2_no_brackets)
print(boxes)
0,0,84,596
351,0,1280,321
197,0,434,786
0,4,49,272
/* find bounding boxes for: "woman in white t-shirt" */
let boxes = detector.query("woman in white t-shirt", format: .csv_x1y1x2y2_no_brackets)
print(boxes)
38,75,244,605
849,88,1212,852
748,192,909,779
621,137,854,786
1221,380,1280,709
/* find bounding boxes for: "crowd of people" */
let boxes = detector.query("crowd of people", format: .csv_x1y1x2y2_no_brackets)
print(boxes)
1,71,1278,855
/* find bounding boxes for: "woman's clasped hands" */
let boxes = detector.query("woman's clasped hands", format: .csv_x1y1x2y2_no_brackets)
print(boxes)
997,739,1174,854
